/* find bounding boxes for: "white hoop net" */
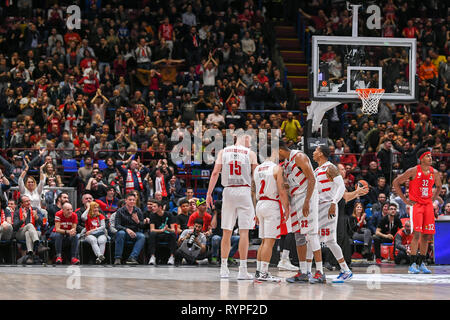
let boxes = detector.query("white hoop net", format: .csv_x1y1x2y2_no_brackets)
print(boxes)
356,88,385,115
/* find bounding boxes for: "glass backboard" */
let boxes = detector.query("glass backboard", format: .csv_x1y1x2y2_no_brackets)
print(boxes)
311,36,417,102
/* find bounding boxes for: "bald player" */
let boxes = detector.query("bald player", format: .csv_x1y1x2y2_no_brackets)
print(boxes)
207,133,258,280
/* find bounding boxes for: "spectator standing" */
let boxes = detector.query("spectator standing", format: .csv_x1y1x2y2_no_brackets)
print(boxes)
116,155,150,200
377,139,394,185
281,112,301,145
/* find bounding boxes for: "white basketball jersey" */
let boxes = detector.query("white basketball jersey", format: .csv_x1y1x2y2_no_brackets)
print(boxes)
314,161,335,204
283,150,313,197
221,145,252,187
254,161,278,201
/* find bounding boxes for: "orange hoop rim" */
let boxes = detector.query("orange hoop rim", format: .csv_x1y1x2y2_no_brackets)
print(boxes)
355,88,385,95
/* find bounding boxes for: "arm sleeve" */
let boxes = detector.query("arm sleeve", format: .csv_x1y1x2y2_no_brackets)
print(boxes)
0,155,14,174
18,176,25,194
332,175,346,204
37,176,46,194
27,155,42,169
98,218,106,232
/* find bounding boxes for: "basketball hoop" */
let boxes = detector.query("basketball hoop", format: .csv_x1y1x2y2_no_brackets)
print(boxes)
356,88,385,115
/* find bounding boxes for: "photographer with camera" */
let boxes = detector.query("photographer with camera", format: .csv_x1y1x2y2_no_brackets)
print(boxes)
175,218,208,266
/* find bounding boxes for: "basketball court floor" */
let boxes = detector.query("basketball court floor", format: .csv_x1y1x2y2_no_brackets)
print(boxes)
1,263,449,300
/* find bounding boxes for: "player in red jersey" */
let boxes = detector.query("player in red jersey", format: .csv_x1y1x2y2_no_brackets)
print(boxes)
393,149,442,274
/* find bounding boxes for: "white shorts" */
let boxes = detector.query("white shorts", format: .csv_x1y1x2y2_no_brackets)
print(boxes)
289,190,319,235
256,200,282,239
222,186,255,230
318,202,338,243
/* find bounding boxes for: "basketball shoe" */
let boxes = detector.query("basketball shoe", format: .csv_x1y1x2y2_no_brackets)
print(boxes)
277,259,298,271
418,263,431,274
309,271,326,284
408,263,420,274
332,270,353,283
220,265,230,278
286,271,310,283
237,267,254,280
257,272,282,283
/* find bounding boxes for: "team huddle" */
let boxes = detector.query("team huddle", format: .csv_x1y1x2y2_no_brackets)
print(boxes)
206,133,440,283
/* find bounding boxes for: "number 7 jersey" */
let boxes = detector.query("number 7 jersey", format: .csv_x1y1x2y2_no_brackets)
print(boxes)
221,145,253,187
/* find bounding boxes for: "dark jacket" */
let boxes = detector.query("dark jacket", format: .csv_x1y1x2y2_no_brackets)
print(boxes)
13,207,43,232
116,161,150,193
114,206,145,233
377,215,403,237
393,141,422,171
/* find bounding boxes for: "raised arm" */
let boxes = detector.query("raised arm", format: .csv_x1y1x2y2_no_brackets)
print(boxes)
37,162,47,194
18,163,29,194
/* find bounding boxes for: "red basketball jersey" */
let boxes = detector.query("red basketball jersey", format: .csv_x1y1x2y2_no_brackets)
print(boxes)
409,165,434,204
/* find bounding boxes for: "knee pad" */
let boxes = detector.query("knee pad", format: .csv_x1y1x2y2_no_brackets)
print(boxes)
306,233,321,252
294,233,307,246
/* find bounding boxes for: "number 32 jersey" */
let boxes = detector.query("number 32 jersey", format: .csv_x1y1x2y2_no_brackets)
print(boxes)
221,145,252,187
409,165,435,204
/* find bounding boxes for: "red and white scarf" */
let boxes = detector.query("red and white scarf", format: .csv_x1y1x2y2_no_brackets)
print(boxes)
125,169,144,194
20,207,35,228
156,176,168,197
0,210,13,224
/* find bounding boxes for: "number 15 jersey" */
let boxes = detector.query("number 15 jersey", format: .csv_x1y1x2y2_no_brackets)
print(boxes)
221,145,252,187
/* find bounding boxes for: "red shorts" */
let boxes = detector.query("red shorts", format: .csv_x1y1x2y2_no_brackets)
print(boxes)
411,202,435,234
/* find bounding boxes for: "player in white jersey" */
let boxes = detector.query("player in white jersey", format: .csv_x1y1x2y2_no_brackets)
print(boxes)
254,145,289,282
312,145,352,283
278,141,325,284
206,133,258,280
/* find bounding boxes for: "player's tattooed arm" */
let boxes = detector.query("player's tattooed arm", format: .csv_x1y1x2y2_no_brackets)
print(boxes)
275,165,290,221
251,179,257,209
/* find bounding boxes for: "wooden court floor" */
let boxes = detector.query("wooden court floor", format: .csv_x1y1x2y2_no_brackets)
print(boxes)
0,264,449,300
